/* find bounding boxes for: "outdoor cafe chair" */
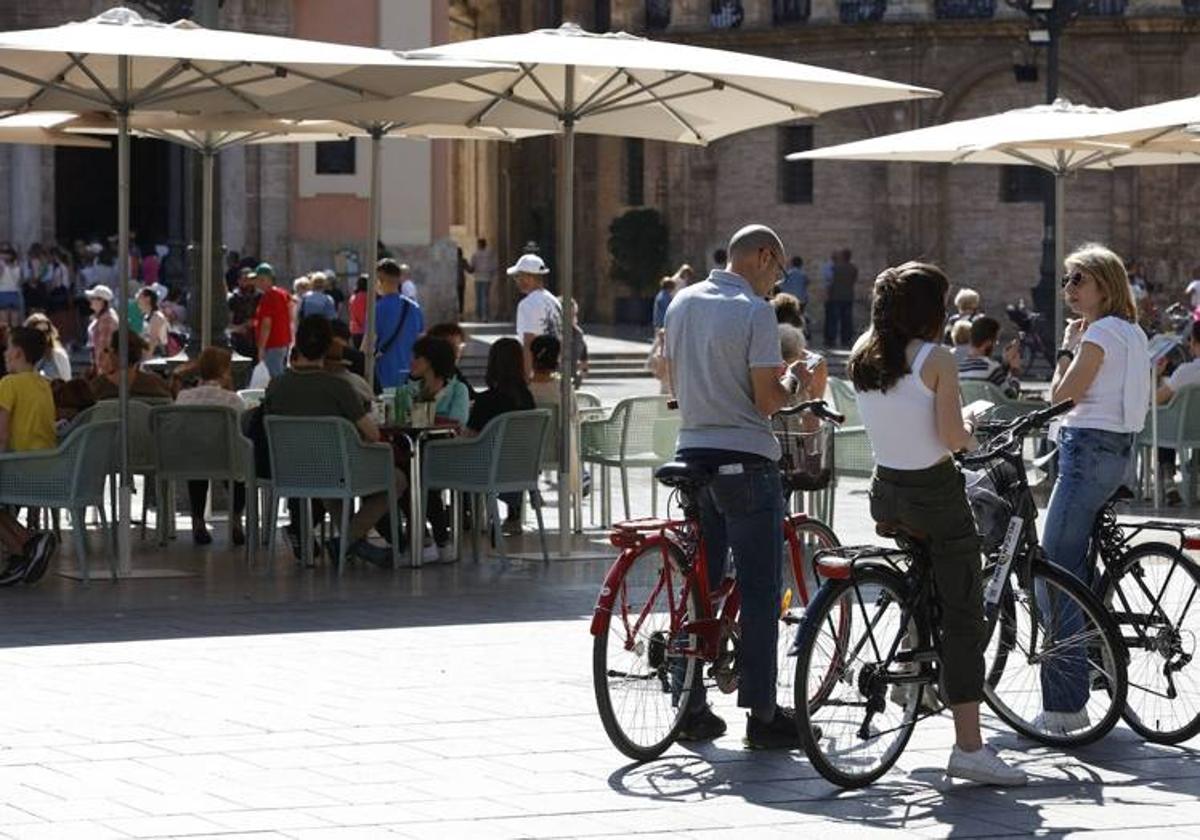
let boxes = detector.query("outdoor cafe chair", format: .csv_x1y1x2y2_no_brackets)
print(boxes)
959,379,1047,423
826,377,874,479
77,399,160,537
0,419,119,583
1137,384,1200,504
264,415,401,572
423,408,551,563
579,395,673,525
149,405,259,564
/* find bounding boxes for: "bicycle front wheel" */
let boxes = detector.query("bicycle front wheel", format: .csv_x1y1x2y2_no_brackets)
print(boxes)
984,561,1127,747
593,538,702,761
778,516,844,711
1101,542,1200,744
794,567,920,789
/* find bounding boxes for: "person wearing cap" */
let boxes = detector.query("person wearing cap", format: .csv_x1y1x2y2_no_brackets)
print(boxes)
85,284,118,373
251,263,292,378
374,258,425,389
509,253,561,378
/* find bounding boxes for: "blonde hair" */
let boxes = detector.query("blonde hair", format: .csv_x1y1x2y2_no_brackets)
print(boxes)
954,288,980,313
1065,242,1137,322
950,319,972,346
23,312,61,349
293,276,312,295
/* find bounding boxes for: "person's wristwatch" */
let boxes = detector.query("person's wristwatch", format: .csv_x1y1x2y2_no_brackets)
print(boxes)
1056,348,1075,364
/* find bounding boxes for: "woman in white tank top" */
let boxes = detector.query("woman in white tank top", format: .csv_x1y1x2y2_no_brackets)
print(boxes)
848,262,1025,786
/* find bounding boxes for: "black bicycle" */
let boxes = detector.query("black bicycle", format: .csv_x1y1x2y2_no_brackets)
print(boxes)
792,402,1128,788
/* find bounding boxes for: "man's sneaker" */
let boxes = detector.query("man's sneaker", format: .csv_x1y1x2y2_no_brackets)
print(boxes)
21,532,58,584
350,538,394,569
0,555,27,587
677,705,727,742
422,543,457,564
946,745,1027,786
1031,708,1090,735
744,707,802,750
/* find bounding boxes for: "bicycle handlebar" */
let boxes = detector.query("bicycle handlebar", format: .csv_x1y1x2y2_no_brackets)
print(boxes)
776,399,845,425
665,398,845,426
961,399,1073,464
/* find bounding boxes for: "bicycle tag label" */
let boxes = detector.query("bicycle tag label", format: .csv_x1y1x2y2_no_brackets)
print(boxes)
984,515,1024,607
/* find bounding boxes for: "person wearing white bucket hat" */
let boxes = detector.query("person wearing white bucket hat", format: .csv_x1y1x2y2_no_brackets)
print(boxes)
509,253,561,378
85,284,117,373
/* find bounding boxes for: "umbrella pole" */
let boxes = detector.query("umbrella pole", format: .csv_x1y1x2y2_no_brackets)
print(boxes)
364,129,382,389
1151,365,1160,507
200,148,215,349
117,56,132,576
557,68,576,554
1053,172,1065,349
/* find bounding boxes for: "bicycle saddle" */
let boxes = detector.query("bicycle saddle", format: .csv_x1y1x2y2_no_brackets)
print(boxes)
875,521,929,542
654,462,712,490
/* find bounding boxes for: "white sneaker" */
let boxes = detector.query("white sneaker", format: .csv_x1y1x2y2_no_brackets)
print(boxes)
1031,708,1090,735
421,544,458,564
946,745,1027,786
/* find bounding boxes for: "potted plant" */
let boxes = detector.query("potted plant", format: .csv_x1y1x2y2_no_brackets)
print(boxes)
608,207,668,325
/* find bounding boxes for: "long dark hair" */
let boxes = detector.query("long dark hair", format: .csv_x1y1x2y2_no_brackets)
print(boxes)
485,337,527,395
847,261,949,394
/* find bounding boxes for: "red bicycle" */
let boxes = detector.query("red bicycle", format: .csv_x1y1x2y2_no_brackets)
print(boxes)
591,400,848,761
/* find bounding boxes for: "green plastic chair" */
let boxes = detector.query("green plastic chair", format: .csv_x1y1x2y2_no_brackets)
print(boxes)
423,408,551,562
150,405,259,564
580,395,673,524
78,399,160,537
0,420,119,582
959,379,1047,423
827,378,874,478
264,415,401,572
1138,384,1200,504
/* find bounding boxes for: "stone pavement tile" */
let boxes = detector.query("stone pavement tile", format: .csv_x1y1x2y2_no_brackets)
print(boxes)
0,808,40,829
0,747,79,766
483,769,604,795
56,741,173,762
10,797,144,823
203,808,336,833
206,787,347,812
100,814,225,838
312,762,428,786
0,821,131,840
185,834,293,840
406,773,534,800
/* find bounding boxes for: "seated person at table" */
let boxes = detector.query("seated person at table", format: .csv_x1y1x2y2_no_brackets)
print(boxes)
426,322,477,399
467,337,534,536
329,318,368,382
324,323,372,408
957,316,1022,399
89,332,173,401
529,334,564,406
0,326,60,585
402,335,469,562
1154,320,1200,504
174,347,248,546
263,315,403,567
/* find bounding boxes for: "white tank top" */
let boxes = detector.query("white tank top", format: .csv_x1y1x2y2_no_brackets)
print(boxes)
855,342,950,471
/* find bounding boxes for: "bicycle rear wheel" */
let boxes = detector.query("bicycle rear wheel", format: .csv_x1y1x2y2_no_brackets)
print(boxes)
794,567,920,789
1101,542,1200,744
984,561,1127,747
593,538,702,761
778,516,845,711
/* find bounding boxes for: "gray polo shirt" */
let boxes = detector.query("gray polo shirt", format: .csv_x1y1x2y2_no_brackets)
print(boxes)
663,270,783,461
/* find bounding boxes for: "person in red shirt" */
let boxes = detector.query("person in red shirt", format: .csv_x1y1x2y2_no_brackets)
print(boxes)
252,263,292,378
348,273,368,348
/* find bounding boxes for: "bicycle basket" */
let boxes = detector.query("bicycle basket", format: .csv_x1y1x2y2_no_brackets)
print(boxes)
774,413,833,492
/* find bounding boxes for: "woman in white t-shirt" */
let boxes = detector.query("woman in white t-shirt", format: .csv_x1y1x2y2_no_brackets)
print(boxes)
1043,243,1150,727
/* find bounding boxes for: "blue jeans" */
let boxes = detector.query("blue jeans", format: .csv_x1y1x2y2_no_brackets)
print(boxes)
687,461,784,712
475,280,490,321
262,346,288,379
1039,426,1132,712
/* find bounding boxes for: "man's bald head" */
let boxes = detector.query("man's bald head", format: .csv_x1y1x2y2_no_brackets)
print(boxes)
728,224,785,263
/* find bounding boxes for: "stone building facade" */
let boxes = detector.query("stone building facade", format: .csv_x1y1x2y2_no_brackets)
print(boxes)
449,0,1200,331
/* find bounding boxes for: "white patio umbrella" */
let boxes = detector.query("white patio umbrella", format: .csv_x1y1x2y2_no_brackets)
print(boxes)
786,98,1199,346
0,110,107,147
0,6,512,575
326,22,940,553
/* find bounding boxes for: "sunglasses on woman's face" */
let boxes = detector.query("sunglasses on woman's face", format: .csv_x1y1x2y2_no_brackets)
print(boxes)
1060,271,1088,289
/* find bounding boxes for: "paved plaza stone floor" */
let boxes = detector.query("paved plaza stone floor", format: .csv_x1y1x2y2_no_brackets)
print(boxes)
3,373,1200,838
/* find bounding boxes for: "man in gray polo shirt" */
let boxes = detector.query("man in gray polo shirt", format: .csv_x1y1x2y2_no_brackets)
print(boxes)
663,224,809,749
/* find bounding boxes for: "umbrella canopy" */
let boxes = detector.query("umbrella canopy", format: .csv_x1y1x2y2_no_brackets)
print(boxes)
330,22,940,554
1027,95,1200,164
0,111,106,147
0,6,512,578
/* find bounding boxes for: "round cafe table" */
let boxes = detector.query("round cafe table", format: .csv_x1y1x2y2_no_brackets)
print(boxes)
380,423,457,567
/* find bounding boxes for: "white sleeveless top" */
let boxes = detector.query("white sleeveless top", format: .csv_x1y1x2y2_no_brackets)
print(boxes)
855,342,950,471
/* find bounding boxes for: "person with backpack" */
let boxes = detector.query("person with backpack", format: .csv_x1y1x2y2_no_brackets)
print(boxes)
374,258,424,389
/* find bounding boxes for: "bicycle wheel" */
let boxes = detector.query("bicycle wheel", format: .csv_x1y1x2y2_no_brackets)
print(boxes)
794,567,921,789
778,516,845,711
1101,542,1200,744
593,538,703,761
984,561,1127,747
